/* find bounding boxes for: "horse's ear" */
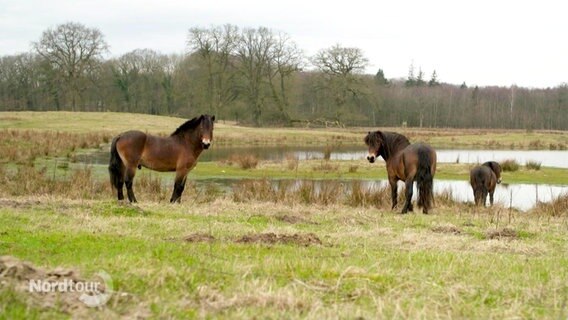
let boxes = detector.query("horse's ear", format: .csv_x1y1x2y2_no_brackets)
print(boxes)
211,115,215,122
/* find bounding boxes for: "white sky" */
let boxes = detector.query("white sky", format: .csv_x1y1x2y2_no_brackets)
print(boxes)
1,0,567,88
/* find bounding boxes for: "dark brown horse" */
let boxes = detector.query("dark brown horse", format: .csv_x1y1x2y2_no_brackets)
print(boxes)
364,131,437,214
108,114,215,203
470,161,502,206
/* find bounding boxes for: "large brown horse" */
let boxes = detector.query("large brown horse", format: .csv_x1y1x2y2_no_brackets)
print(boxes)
470,161,502,206
108,114,215,203
364,131,437,214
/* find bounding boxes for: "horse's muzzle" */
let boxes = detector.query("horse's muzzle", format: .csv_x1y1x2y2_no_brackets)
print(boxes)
367,155,375,163
202,139,211,149
497,178,502,184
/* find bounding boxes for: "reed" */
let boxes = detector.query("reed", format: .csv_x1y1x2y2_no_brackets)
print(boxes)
500,159,520,172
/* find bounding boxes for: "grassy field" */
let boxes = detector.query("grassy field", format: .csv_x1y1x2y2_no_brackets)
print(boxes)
1,111,567,149
1,111,568,319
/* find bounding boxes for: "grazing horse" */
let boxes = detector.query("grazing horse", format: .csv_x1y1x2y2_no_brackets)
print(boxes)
469,161,502,206
108,114,215,203
364,131,437,214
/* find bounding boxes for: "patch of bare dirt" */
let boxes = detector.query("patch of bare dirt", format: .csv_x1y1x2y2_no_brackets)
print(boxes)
274,215,317,225
485,227,519,240
183,233,216,243
0,199,41,209
431,224,462,235
235,232,322,247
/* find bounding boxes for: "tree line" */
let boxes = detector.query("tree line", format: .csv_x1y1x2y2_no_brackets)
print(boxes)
1,22,567,130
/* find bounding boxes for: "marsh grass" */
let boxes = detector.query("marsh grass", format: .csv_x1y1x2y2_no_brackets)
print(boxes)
0,129,112,164
525,160,542,170
226,154,259,170
531,193,568,216
500,159,520,172
234,179,393,208
284,153,299,171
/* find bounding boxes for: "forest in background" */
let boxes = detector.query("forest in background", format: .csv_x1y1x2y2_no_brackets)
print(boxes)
1,22,567,130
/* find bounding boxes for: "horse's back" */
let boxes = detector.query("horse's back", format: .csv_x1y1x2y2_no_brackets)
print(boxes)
404,143,437,173
470,165,495,190
114,130,148,164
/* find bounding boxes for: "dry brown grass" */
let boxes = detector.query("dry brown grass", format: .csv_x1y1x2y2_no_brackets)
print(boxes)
285,153,299,171
0,129,112,164
226,154,259,170
531,193,568,217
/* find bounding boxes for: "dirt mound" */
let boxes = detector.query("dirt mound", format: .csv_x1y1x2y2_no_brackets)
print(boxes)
235,232,322,247
431,224,462,235
183,233,216,243
0,256,115,317
486,227,519,240
274,215,317,225
0,199,41,209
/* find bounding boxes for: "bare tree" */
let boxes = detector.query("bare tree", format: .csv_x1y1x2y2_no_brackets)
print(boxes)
265,32,303,124
33,22,108,110
187,24,239,118
235,27,275,126
310,44,369,123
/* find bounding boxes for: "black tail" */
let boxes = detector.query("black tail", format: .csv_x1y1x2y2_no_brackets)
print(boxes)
472,172,488,206
416,147,434,211
108,136,124,192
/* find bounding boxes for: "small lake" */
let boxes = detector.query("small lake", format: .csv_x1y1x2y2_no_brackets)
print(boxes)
78,145,568,168
74,145,567,210
189,178,566,211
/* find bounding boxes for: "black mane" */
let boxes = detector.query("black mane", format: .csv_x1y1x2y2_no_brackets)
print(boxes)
170,116,202,137
365,131,410,160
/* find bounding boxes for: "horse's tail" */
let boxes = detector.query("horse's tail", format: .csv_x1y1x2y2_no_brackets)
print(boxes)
471,169,488,206
416,147,434,210
108,136,124,190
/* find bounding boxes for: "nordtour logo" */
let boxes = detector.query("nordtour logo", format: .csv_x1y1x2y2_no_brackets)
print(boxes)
28,270,114,307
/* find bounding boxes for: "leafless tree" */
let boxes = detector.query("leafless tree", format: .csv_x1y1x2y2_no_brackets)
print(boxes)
187,24,239,118
33,22,108,110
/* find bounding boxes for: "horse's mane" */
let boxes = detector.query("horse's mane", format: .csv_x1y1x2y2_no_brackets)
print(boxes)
482,161,501,176
365,131,410,160
170,116,202,137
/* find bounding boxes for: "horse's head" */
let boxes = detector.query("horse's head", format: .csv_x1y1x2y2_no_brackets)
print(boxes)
484,161,502,184
364,131,383,163
198,114,215,149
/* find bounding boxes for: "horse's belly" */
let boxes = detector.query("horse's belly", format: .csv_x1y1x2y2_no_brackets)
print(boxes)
139,156,177,172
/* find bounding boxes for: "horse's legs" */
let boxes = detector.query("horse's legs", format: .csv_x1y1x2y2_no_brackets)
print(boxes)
117,180,125,200
170,169,189,203
389,179,398,210
401,178,414,214
489,189,494,206
125,166,137,203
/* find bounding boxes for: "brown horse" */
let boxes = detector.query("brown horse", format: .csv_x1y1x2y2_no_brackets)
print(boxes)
108,114,215,203
470,161,502,206
364,131,437,214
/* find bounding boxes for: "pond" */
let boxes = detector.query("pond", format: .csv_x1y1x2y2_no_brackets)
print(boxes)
77,145,568,168
73,145,567,210
187,178,566,211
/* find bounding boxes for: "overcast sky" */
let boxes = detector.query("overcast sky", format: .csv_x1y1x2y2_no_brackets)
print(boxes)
1,0,567,88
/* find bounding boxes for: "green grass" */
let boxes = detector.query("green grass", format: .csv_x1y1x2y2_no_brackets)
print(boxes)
1,111,567,318
0,198,566,318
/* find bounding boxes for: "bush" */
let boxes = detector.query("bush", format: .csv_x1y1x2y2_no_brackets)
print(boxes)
525,160,542,170
228,154,259,170
500,159,519,172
